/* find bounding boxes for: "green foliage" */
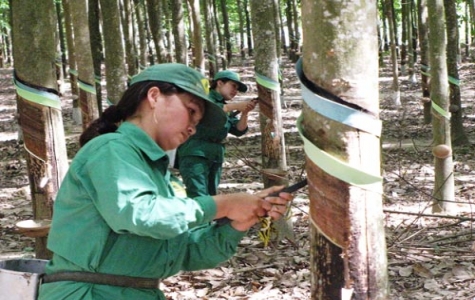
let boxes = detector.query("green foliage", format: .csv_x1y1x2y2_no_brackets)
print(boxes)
0,0,9,10
393,0,402,23
216,0,240,34
0,0,10,34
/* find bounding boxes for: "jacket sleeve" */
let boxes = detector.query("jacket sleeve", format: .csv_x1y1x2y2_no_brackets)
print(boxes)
227,115,248,137
180,223,247,271
83,142,217,240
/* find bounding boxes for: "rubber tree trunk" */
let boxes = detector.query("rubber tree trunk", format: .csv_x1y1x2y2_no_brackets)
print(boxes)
244,0,253,57
469,0,475,45
88,0,104,114
250,0,287,176
219,0,233,64
99,0,127,104
300,1,388,298
285,0,296,61
464,3,471,58
187,0,205,72
384,0,401,106
170,0,187,64
250,0,292,243
271,0,282,63
400,0,408,76
146,0,166,63
427,0,455,213
291,0,300,58
55,1,67,82
122,0,138,76
202,0,218,76
69,0,99,129
62,0,80,122
132,0,149,68
236,0,246,61
444,0,469,146
405,0,416,83
417,0,431,124
11,0,69,259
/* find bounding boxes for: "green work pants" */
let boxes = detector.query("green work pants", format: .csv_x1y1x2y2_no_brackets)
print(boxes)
179,155,222,197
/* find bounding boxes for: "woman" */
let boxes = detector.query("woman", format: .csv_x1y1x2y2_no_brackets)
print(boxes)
38,63,292,300
177,70,258,197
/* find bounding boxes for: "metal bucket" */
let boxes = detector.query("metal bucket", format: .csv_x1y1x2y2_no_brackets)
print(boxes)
0,259,48,300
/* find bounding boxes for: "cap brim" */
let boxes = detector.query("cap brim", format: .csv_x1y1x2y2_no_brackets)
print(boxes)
235,81,248,93
174,85,227,128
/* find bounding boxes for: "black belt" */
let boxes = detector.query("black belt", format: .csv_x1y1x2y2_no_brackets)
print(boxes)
41,271,161,289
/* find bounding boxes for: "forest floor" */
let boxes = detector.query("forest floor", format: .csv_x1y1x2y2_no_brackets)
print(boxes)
2,55,475,299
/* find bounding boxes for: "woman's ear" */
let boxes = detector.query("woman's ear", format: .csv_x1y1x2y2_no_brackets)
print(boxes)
146,87,160,109
215,80,225,91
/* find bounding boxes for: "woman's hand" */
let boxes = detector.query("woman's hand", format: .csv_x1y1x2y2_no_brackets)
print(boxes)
214,193,269,230
213,186,294,231
257,185,293,221
241,99,258,114
228,99,257,114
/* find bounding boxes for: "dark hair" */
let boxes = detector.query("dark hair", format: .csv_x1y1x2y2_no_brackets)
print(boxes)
210,78,231,90
79,81,182,146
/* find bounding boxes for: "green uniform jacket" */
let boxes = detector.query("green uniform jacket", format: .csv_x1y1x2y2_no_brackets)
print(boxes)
38,122,246,300
177,89,248,163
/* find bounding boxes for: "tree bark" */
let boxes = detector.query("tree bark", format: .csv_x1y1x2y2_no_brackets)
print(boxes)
444,0,469,146
202,0,218,76
62,0,79,120
99,0,127,104
236,0,246,61
146,0,166,63
133,0,149,68
69,0,99,129
88,0,104,114
11,0,69,259
187,0,205,72
250,0,286,172
301,0,388,298
405,0,416,83
384,0,401,106
417,0,431,124
271,0,282,63
464,3,470,58
278,2,287,55
220,0,233,64
291,0,300,60
55,1,67,81
213,0,226,68
244,0,253,56
170,0,187,64
285,0,296,61
469,0,475,45
122,0,138,76
400,0,408,76
428,0,455,213
250,0,292,243
162,0,173,60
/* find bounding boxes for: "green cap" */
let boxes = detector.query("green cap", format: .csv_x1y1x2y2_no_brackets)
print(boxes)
214,70,248,93
130,63,226,128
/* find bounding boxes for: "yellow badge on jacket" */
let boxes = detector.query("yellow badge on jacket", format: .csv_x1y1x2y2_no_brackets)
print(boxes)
201,78,210,95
